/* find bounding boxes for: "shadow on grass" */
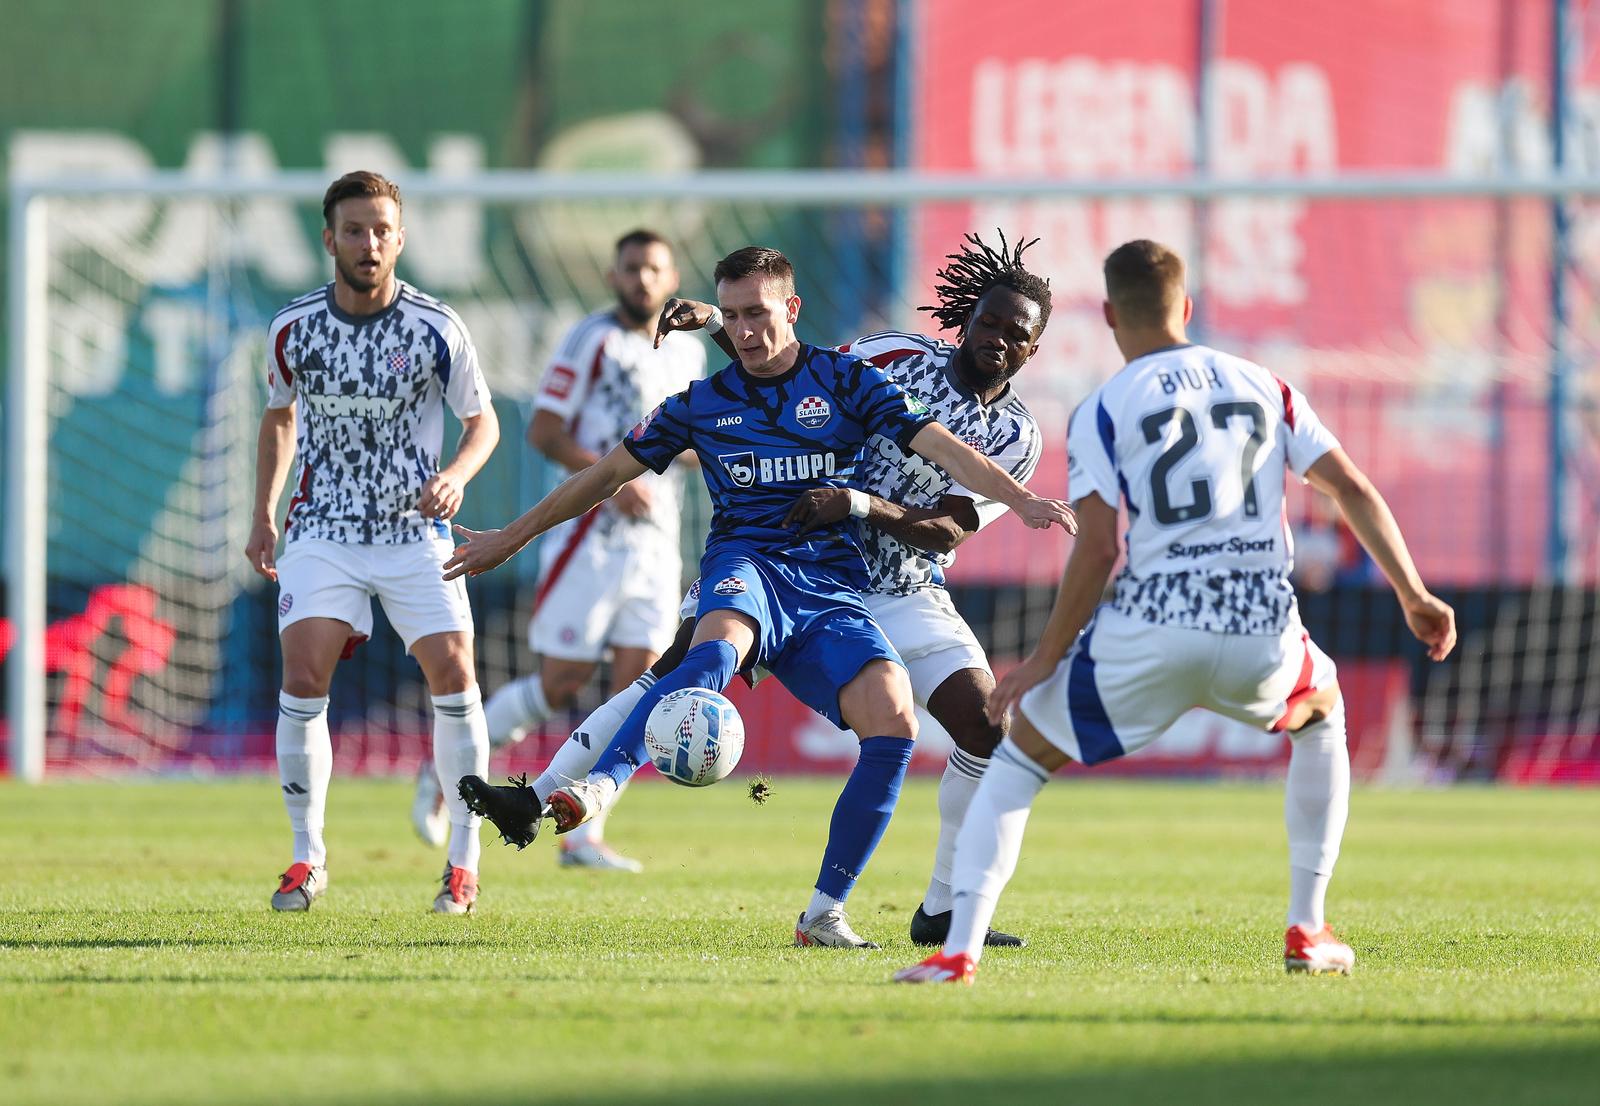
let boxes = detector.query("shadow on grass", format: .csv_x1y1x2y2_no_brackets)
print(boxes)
323,1040,1599,1106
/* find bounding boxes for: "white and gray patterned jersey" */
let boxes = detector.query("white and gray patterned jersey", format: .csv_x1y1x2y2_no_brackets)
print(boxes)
533,310,705,552
266,281,492,545
1067,343,1341,635
837,330,1043,596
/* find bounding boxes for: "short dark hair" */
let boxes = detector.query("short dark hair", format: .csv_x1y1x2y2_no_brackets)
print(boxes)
920,231,1052,335
713,245,795,295
615,228,671,257
322,170,402,228
1103,240,1186,326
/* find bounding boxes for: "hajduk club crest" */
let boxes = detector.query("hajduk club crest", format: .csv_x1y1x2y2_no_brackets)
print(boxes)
795,395,831,428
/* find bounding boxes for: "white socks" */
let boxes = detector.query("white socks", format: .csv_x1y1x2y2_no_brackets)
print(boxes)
483,673,552,750
276,692,332,866
922,747,989,915
433,687,490,873
1285,697,1350,931
804,888,844,923
945,738,1049,962
533,672,655,803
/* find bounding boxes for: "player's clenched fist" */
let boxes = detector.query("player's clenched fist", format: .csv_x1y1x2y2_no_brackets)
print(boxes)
443,525,513,580
244,520,279,581
416,472,466,519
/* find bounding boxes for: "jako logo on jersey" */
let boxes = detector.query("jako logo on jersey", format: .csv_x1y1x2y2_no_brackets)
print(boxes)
278,593,294,616
720,452,757,487
795,395,831,428
301,394,403,420
713,577,747,596
716,415,743,427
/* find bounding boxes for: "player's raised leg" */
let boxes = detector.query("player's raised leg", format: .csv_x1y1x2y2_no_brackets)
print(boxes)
911,666,1025,948
460,618,696,848
412,629,488,914
796,658,918,949
271,616,348,912
412,656,588,847
543,609,753,832
558,646,659,872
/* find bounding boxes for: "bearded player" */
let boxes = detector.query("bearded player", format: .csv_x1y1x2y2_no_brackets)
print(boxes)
248,171,500,915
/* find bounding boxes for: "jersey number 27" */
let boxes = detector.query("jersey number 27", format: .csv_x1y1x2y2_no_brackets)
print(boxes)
1140,401,1267,526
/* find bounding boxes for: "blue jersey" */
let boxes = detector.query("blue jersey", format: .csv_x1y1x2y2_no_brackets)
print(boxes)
623,343,935,573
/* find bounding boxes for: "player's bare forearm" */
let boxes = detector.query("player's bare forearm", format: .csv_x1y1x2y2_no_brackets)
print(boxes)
1306,450,1427,604
503,444,647,548
864,495,976,554
438,408,500,486
528,408,601,471
907,422,1075,532
1031,496,1120,663
783,487,973,552
252,406,296,522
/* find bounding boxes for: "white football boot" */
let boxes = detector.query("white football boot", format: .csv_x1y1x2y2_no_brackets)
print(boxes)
794,907,880,949
546,777,618,834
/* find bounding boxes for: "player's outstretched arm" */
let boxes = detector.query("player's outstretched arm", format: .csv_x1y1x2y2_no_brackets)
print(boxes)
988,494,1120,722
907,422,1077,535
418,407,500,520
783,487,976,553
1305,448,1457,661
655,297,738,361
442,443,648,580
245,404,296,582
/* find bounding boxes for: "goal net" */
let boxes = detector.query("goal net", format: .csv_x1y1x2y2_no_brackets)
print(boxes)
6,174,1599,782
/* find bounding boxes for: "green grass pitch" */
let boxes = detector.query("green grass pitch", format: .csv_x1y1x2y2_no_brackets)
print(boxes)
2,777,1596,1105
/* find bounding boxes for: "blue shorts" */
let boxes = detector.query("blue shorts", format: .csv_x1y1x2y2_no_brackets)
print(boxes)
693,546,902,728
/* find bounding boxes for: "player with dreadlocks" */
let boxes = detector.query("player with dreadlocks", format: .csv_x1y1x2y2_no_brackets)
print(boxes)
462,232,1059,948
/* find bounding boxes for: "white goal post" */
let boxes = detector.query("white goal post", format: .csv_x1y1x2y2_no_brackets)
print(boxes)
8,168,1600,782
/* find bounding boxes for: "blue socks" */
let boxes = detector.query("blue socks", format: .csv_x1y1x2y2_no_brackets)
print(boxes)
813,736,915,901
588,640,740,789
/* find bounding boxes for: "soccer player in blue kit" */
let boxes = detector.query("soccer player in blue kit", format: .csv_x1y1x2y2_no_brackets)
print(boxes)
446,246,1075,946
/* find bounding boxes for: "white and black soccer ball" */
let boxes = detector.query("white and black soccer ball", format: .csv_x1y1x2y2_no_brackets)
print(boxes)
643,688,745,787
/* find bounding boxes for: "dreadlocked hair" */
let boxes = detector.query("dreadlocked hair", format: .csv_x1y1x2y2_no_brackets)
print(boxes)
919,230,1052,334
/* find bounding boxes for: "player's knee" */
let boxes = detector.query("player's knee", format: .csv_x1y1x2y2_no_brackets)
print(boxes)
1287,682,1343,737
951,711,1007,758
281,667,331,699
539,663,592,709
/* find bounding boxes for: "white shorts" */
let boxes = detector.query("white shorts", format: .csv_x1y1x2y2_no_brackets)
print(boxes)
1020,605,1336,766
276,537,473,651
677,580,986,704
530,528,681,662
863,589,989,707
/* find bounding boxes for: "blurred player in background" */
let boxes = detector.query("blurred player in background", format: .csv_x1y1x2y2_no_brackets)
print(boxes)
411,230,704,872
895,240,1457,985
451,245,1075,947
247,171,500,915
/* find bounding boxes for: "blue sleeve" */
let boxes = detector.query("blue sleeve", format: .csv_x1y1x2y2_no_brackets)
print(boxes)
843,355,936,449
622,388,693,473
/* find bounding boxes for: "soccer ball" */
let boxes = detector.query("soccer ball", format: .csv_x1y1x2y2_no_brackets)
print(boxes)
643,688,745,787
